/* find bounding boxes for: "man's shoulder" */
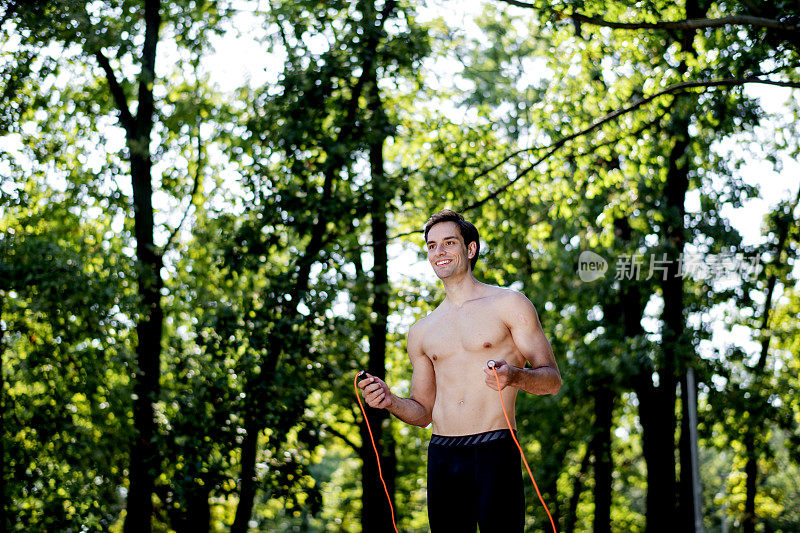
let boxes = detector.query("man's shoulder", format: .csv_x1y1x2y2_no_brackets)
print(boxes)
408,302,448,338
409,307,438,332
480,286,538,320
482,284,532,305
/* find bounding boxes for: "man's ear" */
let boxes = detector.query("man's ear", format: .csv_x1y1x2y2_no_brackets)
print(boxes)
467,241,477,260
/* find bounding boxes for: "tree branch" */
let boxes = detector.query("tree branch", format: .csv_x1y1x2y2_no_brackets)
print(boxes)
162,64,204,254
135,0,161,135
321,424,360,453
94,51,134,133
287,0,398,280
346,109,664,253
497,1,800,34
461,76,800,213
351,77,796,247
753,186,800,372
161,140,202,254
567,13,800,34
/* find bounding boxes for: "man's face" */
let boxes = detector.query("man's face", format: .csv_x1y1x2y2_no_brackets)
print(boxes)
426,221,474,279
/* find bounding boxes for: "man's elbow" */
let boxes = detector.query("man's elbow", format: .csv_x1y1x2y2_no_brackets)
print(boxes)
414,411,433,427
407,398,432,427
411,408,432,428
547,372,562,395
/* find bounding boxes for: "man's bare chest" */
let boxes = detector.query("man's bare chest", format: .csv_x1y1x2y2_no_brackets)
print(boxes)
421,307,511,361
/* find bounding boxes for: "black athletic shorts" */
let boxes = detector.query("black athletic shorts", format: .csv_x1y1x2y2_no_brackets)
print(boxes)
427,429,525,532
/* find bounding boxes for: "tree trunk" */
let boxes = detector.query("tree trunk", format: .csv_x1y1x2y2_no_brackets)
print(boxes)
360,75,397,532
230,161,342,531
182,483,212,533
230,128,337,532
230,96,350,533
593,386,613,533
124,151,164,533
742,430,758,533
637,383,674,531
123,1,163,531
611,218,649,532
670,121,705,533
229,2,398,527
742,188,799,533
616,209,680,530
679,368,703,532
652,110,690,531
165,480,212,533
231,417,259,533
673,0,706,528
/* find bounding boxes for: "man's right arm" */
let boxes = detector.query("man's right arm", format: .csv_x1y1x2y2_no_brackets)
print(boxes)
358,323,435,428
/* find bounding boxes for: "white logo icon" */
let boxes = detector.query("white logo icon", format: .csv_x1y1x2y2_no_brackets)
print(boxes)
578,251,608,282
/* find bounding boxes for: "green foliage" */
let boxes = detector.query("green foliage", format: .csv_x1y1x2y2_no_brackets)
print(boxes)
2,0,800,531
1,186,135,531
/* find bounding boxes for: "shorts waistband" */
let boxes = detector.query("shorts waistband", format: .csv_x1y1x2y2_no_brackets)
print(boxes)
430,429,514,447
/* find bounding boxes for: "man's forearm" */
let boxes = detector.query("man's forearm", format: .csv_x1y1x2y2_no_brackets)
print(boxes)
386,395,432,427
510,365,561,395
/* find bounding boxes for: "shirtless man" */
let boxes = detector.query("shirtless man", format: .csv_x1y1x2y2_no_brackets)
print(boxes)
357,209,561,532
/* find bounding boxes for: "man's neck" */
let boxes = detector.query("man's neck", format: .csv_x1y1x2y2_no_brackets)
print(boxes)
442,270,483,307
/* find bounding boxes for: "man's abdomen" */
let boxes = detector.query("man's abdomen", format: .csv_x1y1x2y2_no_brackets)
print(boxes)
431,382,517,436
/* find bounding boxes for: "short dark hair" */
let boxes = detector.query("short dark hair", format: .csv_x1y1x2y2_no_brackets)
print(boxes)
424,209,480,270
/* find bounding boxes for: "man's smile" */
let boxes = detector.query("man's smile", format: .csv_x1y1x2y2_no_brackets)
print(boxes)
434,259,453,266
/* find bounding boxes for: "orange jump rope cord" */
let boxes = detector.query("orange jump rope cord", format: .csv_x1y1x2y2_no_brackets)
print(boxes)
354,373,399,533
491,367,558,533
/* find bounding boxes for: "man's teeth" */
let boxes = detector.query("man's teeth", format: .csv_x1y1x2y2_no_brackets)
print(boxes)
436,260,451,265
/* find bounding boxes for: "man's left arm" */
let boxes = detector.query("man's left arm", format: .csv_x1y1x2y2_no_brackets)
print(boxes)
483,291,561,395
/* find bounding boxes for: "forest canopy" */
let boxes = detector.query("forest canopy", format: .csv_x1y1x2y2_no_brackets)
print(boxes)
1,0,799,531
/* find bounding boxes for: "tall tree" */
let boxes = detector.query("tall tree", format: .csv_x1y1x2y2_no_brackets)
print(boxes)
219,1,428,528
1,1,231,529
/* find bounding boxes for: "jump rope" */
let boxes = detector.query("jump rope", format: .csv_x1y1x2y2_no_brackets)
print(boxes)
354,361,557,533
